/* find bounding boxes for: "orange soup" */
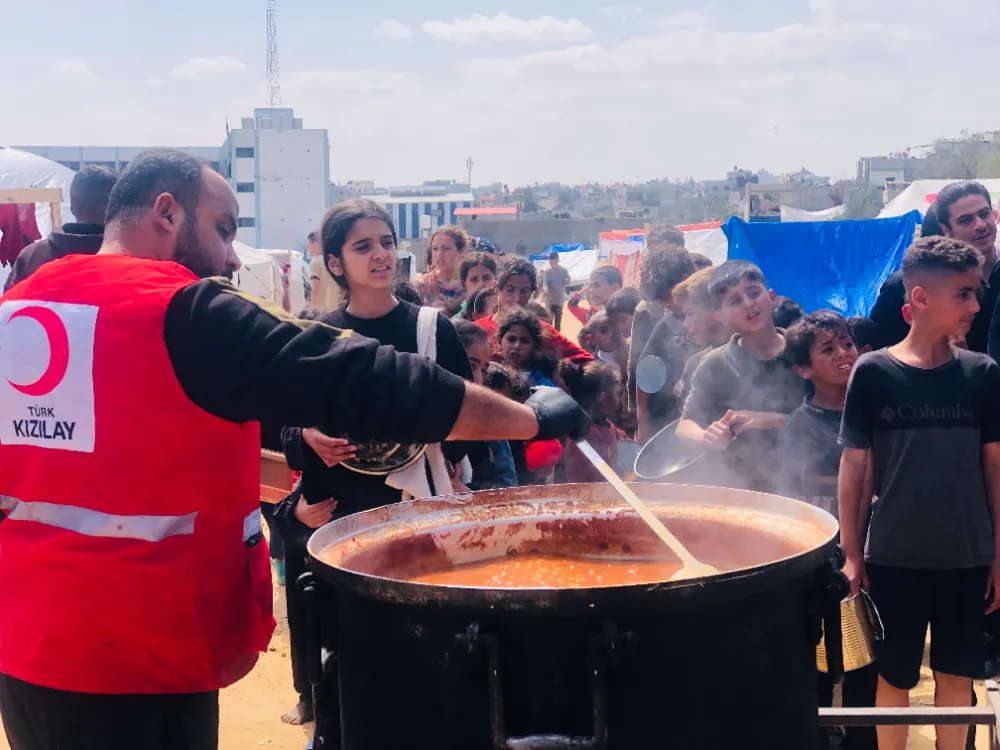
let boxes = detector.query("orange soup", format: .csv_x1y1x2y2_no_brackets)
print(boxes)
411,553,693,588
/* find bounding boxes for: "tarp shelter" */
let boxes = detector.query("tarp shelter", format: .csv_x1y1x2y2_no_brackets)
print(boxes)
0,147,76,235
600,222,729,289
234,242,283,306
530,244,598,285
780,205,844,222
722,211,922,316
677,220,727,265
879,179,1000,219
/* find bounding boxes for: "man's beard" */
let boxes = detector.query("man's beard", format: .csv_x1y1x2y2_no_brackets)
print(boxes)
173,219,217,279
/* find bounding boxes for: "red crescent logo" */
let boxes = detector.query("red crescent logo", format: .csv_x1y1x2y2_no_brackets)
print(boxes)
6,306,70,397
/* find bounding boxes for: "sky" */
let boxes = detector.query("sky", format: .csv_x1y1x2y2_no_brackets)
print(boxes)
4,0,1000,187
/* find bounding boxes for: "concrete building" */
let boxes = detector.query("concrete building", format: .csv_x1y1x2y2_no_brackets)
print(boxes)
372,186,473,240
17,106,330,251
14,145,221,174
857,157,907,188
220,108,329,249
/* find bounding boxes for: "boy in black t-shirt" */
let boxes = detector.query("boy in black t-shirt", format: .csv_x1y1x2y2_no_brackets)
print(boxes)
779,311,877,750
678,260,806,492
839,236,1000,750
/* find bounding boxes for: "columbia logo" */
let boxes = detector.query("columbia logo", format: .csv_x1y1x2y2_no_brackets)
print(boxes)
880,406,896,423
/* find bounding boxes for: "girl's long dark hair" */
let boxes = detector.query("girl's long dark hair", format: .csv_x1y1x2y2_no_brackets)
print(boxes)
320,199,397,291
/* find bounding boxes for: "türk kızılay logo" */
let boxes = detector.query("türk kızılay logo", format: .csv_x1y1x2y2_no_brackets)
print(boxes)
0,300,98,453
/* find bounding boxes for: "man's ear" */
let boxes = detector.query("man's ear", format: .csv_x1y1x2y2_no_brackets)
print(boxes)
151,192,182,236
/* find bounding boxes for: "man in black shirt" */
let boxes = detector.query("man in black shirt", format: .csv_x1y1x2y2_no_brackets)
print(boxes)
871,182,999,353
0,148,590,750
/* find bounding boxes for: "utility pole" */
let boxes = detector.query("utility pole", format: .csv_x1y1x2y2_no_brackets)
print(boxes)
266,0,281,107
465,157,473,190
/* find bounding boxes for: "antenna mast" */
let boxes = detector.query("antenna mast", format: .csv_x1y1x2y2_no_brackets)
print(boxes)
266,0,281,106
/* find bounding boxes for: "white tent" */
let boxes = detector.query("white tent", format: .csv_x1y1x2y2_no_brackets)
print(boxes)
0,147,77,235
532,249,599,285
879,179,1000,219
234,242,282,304
780,205,844,222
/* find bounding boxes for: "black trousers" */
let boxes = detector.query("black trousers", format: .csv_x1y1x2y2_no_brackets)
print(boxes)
0,673,218,750
285,534,312,703
549,303,563,332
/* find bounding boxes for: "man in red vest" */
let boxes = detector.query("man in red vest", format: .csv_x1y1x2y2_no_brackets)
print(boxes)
0,148,589,750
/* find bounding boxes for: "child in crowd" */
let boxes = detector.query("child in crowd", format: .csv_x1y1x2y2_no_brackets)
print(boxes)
467,287,498,321
478,256,593,364
605,287,641,341
839,236,1000,750
579,310,627,368
779,310,877,750
391,279,423,307
568,266,624,324
455,252,498,320
481,362,560,485
677,260,806,492
497,307,558,388
561,360,629,483
628,248,697,443
847,316,877,354
671,266,730,404
772,296,804,329
453,320,518,489
413,225,469,307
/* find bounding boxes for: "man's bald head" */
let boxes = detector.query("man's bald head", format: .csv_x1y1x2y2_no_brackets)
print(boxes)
106,148,203,227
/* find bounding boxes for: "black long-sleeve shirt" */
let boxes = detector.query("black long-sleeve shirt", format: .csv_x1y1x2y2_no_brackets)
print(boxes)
163,279,467,445
277,301,475,517
872,260,1000,354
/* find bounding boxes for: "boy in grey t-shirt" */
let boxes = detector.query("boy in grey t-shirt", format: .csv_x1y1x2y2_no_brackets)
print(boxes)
839,236,1000,750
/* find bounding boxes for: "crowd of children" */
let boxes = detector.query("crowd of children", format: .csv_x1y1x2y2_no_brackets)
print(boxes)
273,183,1000,750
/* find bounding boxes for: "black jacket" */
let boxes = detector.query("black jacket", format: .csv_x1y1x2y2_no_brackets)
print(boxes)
871,260,1000,354
4,223,104,291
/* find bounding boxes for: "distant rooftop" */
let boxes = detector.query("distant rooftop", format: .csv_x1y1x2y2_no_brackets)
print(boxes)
456,206,518,216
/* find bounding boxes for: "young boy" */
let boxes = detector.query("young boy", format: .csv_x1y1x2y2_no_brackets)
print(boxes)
579,310,627,368
568,266,623,324
604,287,641,341
670,266,728,403
677,260,806,492
780,311,877,750
839,236,1000,750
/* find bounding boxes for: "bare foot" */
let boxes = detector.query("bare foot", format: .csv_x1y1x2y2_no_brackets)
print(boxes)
281,701,314,725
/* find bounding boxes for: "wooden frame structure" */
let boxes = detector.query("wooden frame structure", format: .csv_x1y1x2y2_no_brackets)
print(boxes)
0,187,63,231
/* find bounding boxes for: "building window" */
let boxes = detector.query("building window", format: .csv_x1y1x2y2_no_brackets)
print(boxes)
235,147,255,158
411,204,419,240
398,204,406,238
237,217,255,228
236,183,255,193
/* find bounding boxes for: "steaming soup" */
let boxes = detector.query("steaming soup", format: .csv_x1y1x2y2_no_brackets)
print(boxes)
411,552,713,588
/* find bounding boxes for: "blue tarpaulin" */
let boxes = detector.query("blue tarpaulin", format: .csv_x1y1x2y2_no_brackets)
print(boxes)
529,243,586,260
722,211,921,316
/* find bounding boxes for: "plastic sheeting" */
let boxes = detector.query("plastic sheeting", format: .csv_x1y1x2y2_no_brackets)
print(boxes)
531,248,599,285
780,205,844,222
722,211,921,316
0,147,77,235
532,243,586,257
879,179,1000,219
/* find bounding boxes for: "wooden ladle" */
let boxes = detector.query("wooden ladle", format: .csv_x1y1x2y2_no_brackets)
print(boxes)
576,439,719,581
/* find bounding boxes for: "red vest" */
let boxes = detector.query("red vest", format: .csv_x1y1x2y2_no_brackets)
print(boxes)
0,255,274,694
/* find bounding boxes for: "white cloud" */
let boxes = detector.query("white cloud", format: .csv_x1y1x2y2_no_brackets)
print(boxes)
422,13,593,45
51,61,92,79
374,19,414,39
171,56,247,77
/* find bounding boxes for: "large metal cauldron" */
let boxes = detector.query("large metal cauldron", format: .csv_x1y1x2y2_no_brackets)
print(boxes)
307,483,846,750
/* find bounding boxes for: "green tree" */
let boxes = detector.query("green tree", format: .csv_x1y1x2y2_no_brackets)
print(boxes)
839,180,883,220
978,149,1000,179
521,189,539,213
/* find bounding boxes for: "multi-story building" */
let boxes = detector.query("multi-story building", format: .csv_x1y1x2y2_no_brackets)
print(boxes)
220,108,329,248
17,106,330,251
372,185,473,240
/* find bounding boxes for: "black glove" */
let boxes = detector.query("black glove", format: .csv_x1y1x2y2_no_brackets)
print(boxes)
526,386,592,441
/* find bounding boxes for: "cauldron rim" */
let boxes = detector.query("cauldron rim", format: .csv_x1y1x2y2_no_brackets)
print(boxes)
306,482,839,612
